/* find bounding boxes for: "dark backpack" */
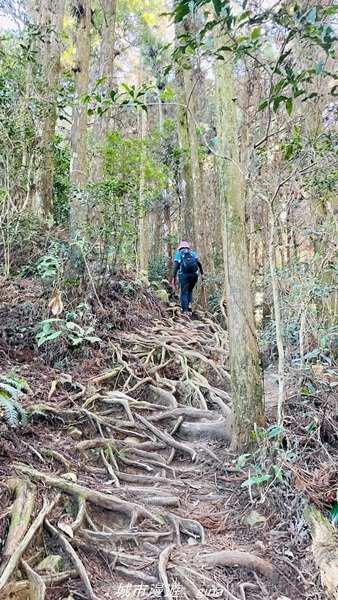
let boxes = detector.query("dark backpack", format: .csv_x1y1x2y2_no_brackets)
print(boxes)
180,249,198,274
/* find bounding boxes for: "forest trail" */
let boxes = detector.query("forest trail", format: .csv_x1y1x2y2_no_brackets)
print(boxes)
0,281,325,600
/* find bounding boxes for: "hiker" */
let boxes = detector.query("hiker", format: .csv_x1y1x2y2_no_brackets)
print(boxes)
171,241,204,313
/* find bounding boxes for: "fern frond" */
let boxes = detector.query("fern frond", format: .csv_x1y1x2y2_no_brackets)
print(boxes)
0,397,19,428
27,409,47,420
0,372,30,428
10,398,28,426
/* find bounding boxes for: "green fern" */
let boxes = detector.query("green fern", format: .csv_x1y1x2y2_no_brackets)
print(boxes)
0,374,29,428
0,395,20,427
27,408,47,421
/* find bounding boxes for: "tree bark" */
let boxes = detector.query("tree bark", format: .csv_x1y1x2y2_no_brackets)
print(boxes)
138,108,149,272
215,43,264,450
28,0,65,219
68,0,91,272
175,22,196,247
90,0,117,182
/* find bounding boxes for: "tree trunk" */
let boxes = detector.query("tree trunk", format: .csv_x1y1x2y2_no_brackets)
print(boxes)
175,22,195,246
215,44,264,450
90,0,117,182
268,203,285,425
28,0,65,219
138,108,149,272
68,0,91,272
175,21,215,291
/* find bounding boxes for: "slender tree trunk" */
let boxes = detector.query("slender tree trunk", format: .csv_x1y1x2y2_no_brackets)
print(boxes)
268,203,285,425
175,30,216,300
164,203,173,275
138,109,149,272
90,0,117,182
68,0,91,272
28,0,65,219
215,45,264,450
175,21,195,246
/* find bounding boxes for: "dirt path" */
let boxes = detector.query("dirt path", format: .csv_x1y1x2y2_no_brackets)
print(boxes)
0,306,327,600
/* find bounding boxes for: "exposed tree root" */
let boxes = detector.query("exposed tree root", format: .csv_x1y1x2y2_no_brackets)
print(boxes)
21,559,46,600
158,545,174,600
199,550,275,577
136,413,197,462
166,513,205,545
0,494,59,591
40,448,70,470
149,407,216,422
305,505,338,599
45,519,99,600
173,566,208,600
182,566,241,600
1,571,78,597
2,302,300,599
0,478,36,576
179,418,232,442
14,464,159,526
114,566,158,585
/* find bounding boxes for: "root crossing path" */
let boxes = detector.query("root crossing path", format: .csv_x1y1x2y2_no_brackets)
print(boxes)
0,312,303,600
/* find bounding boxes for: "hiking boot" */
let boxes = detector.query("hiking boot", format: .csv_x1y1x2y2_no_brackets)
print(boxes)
188,305,192,313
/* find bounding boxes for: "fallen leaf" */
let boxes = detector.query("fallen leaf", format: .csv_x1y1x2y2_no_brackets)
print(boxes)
58,520,74,538
48,290,63,316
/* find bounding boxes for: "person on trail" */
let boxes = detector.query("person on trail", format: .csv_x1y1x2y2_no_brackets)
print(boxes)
171,241,204,313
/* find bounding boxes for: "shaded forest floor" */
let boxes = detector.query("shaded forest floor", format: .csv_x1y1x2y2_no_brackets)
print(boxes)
0,274,337,600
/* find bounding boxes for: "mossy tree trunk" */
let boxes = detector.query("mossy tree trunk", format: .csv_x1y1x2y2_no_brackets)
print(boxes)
215,44,264,450
68,0,91,273
28,0,66,219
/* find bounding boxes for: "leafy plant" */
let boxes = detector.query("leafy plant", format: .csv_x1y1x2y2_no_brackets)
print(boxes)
36,319,101,348
235,424,286,492
0,374,28,428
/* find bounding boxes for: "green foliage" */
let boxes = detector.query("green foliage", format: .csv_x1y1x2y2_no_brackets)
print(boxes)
36,319,101,349
84,131,168,271
20,242,65,282
0,374,28,428
235,424,286,493
53,134,70,223
171,0,337,116
148,257,168,282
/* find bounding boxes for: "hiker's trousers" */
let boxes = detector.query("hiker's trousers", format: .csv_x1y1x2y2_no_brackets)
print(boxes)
180,273,198,311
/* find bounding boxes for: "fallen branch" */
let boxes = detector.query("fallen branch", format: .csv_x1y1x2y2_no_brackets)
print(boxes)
0,494,59,591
